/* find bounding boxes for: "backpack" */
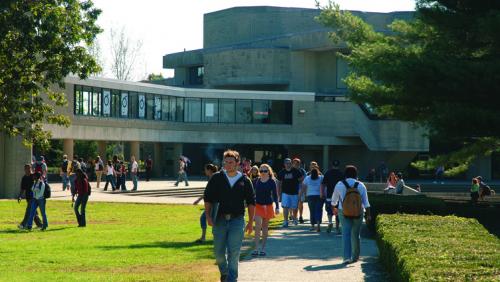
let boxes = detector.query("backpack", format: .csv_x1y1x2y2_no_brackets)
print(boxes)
341,180,362,218
61,160,68,173
98,162,104,171
87,181,92,196
42,181,51,199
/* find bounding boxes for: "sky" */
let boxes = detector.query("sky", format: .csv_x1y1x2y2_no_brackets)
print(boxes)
91,0,416,80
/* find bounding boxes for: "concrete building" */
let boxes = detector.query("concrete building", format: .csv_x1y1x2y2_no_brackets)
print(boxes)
1,6,434,198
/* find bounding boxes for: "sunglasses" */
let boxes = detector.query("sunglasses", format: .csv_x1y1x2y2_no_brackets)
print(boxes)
259,170,269,173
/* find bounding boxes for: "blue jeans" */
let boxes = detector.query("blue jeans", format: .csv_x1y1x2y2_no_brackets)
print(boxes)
119,175,127,191
74,194,89,226
200,211,207,229
174,172,189,186
104,174,116,190
132,174,138,190
212,216,245,282
307,195,324,225
62,173,69,191
27,198,48,229
339,209,363,261
69,174,77,195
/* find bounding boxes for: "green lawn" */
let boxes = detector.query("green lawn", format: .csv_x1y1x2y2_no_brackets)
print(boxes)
376,214,500,281
0,200,219,281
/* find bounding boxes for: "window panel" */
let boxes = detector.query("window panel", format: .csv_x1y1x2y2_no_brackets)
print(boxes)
235,100,252,123
252,100,270,124
202,99,218,123
184,98,201,122
219,99,235,123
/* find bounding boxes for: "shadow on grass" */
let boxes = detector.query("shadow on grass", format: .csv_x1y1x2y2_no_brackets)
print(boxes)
0,226,72,234
98,240,214,259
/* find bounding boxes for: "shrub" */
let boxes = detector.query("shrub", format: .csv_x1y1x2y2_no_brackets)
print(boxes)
376,214,500,281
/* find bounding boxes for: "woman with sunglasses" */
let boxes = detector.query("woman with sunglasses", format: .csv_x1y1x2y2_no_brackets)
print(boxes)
252,164,279,257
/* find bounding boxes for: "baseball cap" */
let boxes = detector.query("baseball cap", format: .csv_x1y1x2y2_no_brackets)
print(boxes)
284,158,292,163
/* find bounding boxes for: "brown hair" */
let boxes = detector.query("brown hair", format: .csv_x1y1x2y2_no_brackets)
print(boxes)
259,163,275,179
472,178,478,184
223,150,240,162
205,163,218,173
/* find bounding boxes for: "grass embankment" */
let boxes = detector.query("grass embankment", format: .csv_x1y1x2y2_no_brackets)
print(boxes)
0,201,218,281
377,214,500,281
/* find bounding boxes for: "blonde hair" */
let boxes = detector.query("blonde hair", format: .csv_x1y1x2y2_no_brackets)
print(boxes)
259,163,275,179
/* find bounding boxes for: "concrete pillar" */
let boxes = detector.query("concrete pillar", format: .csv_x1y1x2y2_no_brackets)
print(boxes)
0,134,32,198
98,141,107,162
153,142,163,178
130,141,140,163
63,139,74,161
322,145,329,172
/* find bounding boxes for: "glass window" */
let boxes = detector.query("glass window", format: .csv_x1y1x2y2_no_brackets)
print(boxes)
169,96,177,121
102,89,111,116
162,96,170,121
336,56,349,89
74,85,82,115
111,90,120,117
91,88,101,116
175,97,184,122
146,94,154,120
82,87,91,115
252,100,270,124
129,92,138,118
120,92,128,118
269,100,292,124
184,98,201,122
188,66,204,85
202,99,218,123
235,100,252,123
154,96,162,120
219,99,235,123
137,94,146,119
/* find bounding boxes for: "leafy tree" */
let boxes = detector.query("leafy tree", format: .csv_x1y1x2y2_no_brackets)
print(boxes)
317,0,500,175
147,73,164,81
0,0,102,148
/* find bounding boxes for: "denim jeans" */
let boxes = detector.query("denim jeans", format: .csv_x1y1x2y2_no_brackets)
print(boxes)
61,173,69,191
119,175,127,191
21,199,42,228
200,211,207,229
74,194,89,226
27,198,48,229
212,215,245,282
69,174,77,195
307,195,323,225
174,172,189,186
339,209,363,261
132,174,138,190
104,174,116,190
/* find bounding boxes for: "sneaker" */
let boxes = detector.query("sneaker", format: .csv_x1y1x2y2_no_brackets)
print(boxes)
299,217,304,224
342,259,351,264
282,221,289,228
293,219,298,226
327,223,333,233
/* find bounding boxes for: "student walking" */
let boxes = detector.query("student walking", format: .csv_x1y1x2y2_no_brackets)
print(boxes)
321,160,343,233
332,165,371,264
277,158,303,228
131,156,139,191
145,155,153,181
95,156,104,189
301,168,324,232
174,158,189,186
26,172,48,231
118,161,127,191
252,164,279,256
193,163,218,243
17,164,42,230
60,155,69,191
104,160,116,191
72,169,90,227
204,150,255,282
292,158,307,224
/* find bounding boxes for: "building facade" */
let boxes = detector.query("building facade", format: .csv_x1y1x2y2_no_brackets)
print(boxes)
1,6,433,198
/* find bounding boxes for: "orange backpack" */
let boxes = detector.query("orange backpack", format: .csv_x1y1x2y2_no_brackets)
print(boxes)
342,180,362,218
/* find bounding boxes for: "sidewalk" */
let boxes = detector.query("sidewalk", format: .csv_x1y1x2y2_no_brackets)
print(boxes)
238,213,387,282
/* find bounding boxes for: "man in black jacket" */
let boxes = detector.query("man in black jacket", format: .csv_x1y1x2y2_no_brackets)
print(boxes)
204,150,255,282
18,164,42,229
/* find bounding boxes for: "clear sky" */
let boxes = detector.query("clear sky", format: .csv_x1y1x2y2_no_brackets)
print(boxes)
91,0,416,79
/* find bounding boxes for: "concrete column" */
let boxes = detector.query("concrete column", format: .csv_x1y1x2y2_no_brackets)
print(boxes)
63,139,74,161
98,141,107,162
171,143,183,178
0,134,32,198
130,141,140,163
153,142,163,178
322,145,329,172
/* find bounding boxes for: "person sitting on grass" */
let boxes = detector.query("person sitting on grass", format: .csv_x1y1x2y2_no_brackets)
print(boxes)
383,172,397,194
193,163,218,243
477,176,496,200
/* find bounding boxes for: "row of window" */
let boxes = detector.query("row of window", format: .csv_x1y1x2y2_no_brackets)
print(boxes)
74,85,292,124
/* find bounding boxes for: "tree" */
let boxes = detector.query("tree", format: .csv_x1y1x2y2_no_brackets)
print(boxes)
86,38,105,77
317,0,500,175
0,0,101,147
109,26,143,81
147,73,164,81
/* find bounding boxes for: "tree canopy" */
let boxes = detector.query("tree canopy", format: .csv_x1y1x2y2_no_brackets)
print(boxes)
0,0,101,147
317,0,500,174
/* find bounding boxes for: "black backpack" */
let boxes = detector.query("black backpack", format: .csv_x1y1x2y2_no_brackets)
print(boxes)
87,181,92,196
41,182,51,199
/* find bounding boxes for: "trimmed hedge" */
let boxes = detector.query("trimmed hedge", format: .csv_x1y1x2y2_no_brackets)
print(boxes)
376,214,500,282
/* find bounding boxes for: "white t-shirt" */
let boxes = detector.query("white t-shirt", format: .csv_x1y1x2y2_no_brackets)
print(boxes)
224,170,243,187
131,161,138,173
332,178,370,210
106,165,114,176
303,175,323,196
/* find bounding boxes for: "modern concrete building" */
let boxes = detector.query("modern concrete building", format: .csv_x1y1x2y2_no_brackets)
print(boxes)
0,6,435,198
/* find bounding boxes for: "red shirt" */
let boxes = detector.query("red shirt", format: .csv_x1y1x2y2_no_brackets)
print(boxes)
75,178,89,195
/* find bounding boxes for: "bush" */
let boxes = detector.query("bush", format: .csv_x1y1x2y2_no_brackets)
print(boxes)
376,214,500,281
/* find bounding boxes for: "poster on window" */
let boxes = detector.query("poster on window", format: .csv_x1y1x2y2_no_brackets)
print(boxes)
205,103,214,117
138,94,145,118
154,96,161,120
121,92,128,116
103,90,111,115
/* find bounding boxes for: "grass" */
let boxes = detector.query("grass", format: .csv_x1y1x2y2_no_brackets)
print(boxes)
0,200,219,282
376,214,500,282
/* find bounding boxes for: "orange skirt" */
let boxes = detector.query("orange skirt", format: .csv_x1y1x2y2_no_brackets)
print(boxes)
255,204,275,219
